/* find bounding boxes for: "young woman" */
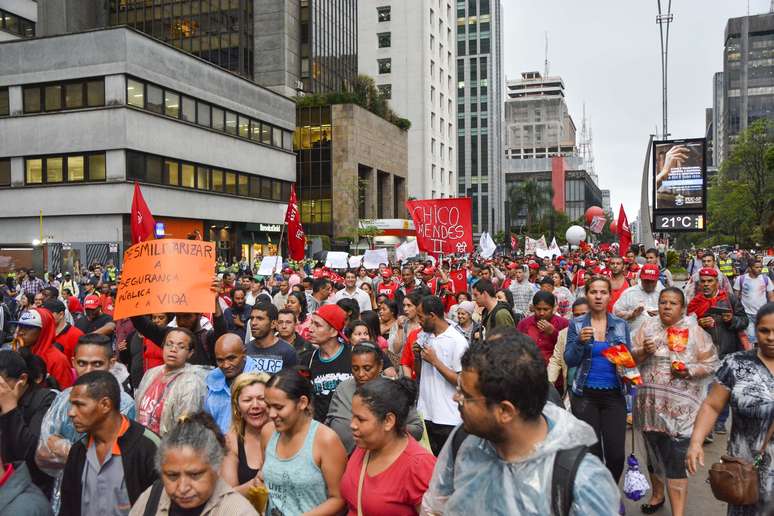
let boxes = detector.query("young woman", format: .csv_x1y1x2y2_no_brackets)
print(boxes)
340,377,436,515
378,300,400,353
359,282,377,311
517,291,569,364
395,292,423,357
564,276,631,483
262,367,347,516
552,271,575,318
345,320,397,379
631,287,718,516
285,291,311,340
221,372,272,496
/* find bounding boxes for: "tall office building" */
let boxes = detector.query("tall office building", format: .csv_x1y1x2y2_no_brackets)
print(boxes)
456,0,503,233
0,0,36,41
358,0,456,200
721,12,774,161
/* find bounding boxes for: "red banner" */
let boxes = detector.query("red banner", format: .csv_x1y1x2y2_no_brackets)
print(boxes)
617,205,631,257
405,198,473,256
130,182,156,245
285,184,306,261
449,269,468,294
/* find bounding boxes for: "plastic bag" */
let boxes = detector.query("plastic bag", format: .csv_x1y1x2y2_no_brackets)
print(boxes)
623,454,650,501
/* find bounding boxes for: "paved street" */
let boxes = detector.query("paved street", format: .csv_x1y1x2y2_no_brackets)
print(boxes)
621,426,729,516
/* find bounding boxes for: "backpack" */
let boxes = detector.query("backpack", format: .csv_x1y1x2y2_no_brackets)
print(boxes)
449,427,587,516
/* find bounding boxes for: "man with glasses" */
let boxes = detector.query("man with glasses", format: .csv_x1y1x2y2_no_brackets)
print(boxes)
134,327,206,436
422,327,620,515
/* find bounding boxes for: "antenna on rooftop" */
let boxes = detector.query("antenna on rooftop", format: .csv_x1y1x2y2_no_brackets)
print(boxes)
544,32,550,77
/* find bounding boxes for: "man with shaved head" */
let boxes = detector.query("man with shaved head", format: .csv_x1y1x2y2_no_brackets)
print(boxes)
204,332,263,433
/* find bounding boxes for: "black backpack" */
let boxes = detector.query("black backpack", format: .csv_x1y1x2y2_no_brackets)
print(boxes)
449,427,587,516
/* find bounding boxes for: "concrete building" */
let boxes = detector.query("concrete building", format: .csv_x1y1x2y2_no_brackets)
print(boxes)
504,71,577,159
0,0,36,41
720,12,774,161
295,103,407,246
457,0,504,234
358,0,456,200
0,27,296,273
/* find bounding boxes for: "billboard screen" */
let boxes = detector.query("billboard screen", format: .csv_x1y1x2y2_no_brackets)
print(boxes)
652,139,706,211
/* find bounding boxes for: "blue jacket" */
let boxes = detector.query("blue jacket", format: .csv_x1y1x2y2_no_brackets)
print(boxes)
564,312,631,396
205,356,261,434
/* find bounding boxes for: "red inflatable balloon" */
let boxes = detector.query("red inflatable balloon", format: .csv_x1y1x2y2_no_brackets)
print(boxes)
585,206,605,225
609,219,618,234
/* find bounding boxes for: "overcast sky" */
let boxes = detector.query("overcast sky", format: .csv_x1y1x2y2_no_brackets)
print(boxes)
502,0,769,220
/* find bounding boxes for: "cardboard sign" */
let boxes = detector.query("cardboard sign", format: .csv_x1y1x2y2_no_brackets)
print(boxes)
405,198,473,256
324,251,349,269
348,255,364,268
363,248,389,269
257,256,283,276
114,239,216,319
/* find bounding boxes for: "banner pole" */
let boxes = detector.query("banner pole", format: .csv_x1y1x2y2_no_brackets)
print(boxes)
272,223,286,276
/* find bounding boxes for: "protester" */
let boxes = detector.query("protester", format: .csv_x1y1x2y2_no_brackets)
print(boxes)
131,411,258,515
613,263,663,335
472,279,515,339
12,308,73,389
416,295,469,455
60,371,159,516
35,334,136,514
421,327,620,514
220,372,272,496
0,350,56,496
340,376,435,515
376,269,400,300
262,367,347,515
285,291,312,339
564,275,631,483
687,302,774,516
517,291,569,364
551,270,575,317
75,294,116,337
631,287,719,516
244,301,298,373
334,270,371,314
378,298,401,354
120,312,170,391
0,432,52,515
223,287,252,342
733,257,774,344
454,300,479,344
607,256,630,312
308,277,332,314
276,308,314,361
325,342,423,453
134,327,208,436
20,268,46,296
42,299,84,362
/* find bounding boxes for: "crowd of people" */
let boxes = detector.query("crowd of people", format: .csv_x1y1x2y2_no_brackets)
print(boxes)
0,244,772,516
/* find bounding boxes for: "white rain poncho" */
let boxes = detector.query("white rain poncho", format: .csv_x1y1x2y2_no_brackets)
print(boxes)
421,403,620,515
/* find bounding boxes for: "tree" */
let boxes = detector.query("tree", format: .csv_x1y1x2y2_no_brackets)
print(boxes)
508,179,553,232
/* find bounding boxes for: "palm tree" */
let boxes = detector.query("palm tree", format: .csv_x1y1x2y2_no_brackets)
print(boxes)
508,179,553,233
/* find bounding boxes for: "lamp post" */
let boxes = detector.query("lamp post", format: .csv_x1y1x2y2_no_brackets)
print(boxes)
656,0,674,138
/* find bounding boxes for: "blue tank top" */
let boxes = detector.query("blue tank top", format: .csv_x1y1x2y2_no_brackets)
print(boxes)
264,419,327,516
585,340,620,389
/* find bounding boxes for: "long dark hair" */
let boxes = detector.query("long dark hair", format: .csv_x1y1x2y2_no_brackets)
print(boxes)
288,291,308,323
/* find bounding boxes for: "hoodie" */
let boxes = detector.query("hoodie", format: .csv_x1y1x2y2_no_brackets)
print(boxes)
29,308,73,389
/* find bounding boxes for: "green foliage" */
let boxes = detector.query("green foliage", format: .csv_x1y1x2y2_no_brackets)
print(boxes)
666,249,679,269
295,75,411,130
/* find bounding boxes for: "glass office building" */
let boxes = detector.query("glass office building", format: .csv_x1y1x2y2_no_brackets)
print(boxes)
109,0,254,79
300,0,358,93
294,105,333,236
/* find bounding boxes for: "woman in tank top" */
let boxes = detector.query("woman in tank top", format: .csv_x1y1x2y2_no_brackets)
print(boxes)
260,367,347,516
221,372,272,495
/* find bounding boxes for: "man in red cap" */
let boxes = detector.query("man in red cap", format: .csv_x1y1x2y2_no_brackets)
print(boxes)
612,263,663,335
74,295,115,338
12,308,73,388
376,268,399,300
307,304,353,421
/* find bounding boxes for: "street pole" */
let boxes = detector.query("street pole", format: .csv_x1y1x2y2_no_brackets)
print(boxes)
656,0,674,138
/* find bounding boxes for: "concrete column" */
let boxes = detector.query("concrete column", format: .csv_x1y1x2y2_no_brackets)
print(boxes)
106,149,124,181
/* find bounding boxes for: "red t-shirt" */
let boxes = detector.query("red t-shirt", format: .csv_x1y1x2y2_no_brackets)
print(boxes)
400,328,422,379
340,438,436,516
608,281,630,313
377,281,400,300
55,324,85,361
516,315,569,364
99,294,114,317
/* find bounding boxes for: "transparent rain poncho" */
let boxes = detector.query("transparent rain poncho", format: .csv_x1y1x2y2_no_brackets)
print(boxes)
421,403,621,515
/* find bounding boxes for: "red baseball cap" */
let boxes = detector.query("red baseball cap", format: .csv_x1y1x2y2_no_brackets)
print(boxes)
381,269,393,278
640,264,660,281
507,262,519,270
698,267,718,278
314,304,347,333
423,266,436,276
83,295,101,310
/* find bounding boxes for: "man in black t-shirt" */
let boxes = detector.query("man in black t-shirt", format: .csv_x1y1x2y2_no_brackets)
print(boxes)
307,304,353,422
75,295,115,337
245,301,298,374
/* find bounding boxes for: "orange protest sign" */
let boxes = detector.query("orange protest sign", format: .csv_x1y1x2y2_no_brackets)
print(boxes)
114,239,215,319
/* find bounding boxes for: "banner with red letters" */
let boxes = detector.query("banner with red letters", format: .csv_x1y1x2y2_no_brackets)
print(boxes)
405,197,474,256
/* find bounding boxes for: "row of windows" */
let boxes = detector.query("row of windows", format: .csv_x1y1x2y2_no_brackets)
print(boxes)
24,153,107,185
23,78,105,114
126,78,293,152
0,9,34,38
126,150,292,202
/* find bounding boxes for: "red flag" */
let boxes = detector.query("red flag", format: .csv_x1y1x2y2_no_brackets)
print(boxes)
285,184,306,261
449,269,468,294
405,197,473,256
510,234,518,250
130,182,156,245
617,205,631,257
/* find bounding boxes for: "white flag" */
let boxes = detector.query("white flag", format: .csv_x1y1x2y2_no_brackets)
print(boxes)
537,235,548,250
479,232,497,259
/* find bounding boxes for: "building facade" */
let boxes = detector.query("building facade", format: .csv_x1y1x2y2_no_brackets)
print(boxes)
0,27,296,273
358,0,456,200
0,0,36,41
295,103,407,244
456,0,504,234
721,12,774,161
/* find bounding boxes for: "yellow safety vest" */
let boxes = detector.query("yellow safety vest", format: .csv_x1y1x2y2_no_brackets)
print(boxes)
719,258,734,277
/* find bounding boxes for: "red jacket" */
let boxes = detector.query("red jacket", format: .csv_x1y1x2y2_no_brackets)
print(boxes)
31,308,74,389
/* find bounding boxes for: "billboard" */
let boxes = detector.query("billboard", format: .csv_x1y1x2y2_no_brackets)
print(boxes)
652,138,706,232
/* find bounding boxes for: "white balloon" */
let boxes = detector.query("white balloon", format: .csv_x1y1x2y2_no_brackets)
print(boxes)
565,225,587,245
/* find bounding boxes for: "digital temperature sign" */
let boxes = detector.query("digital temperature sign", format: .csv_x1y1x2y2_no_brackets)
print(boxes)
653,213,705,232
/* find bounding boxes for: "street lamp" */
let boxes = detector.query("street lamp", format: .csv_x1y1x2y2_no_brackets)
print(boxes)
656,0,674,138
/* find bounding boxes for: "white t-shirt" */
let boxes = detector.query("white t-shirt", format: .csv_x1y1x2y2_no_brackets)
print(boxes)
417,325,469,426
734,273,773,316
333,287,372,313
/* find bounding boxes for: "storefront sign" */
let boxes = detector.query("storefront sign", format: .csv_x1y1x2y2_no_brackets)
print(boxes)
259,224,282,232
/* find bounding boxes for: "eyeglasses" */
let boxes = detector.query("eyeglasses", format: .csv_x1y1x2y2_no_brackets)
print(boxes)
454,380,486,406
163,342,191,351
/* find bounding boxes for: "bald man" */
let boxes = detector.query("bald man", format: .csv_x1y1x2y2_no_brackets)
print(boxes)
205,333,263,433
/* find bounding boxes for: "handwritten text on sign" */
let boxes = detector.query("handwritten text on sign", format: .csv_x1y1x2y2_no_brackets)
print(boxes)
113,239,216,319
405,198,473,256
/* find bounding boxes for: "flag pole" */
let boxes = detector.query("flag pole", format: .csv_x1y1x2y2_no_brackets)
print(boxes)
272,222,286,276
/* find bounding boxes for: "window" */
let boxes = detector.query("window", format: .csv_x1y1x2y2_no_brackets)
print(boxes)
146,84,163,114
196,166,210,190
24,153,106,184
272,128,282,148
377,84,392,99
197,102,211,127
181,163,195,188
65,83,84,109
44,85,62,111
127,79,144,108
261,124,271,145
0,9,35,38
26,159,42,184
0,159,10,186
212,169,224,191
238,116,249,138
225,112,237,135
212,107,225,131
87,80,105,107
146,156,162,184
68,156,85,182
251,121,261,141
0,88,8,116
165,160,179,186
181,96,196,122
45,157,64,183
238,174,249,196
224,172,237,194
378,32,391,48
164,91,180,118
88,154,106,181
378,58,392,74
377,6,391,22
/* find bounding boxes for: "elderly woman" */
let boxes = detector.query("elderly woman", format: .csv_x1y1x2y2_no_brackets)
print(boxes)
455,301,480,344
631,287,719,516
130,412,258,515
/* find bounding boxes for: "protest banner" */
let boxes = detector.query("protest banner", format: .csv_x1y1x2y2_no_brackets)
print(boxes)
405,197,473,256
449,269,468,294
363,248,389,269
395,239,419,261
324,251,349,269
257,255,283,276
348,255,364,268
114,239,216,319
